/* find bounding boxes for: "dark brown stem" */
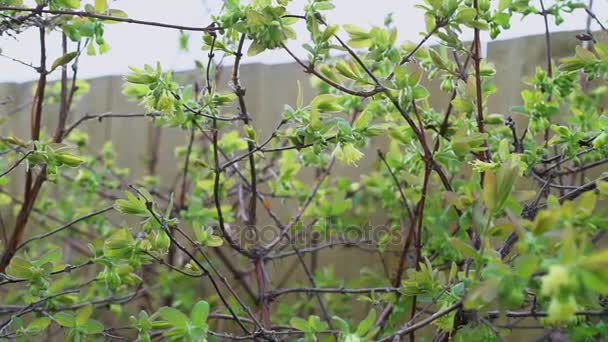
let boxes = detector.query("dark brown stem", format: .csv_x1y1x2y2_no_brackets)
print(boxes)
0,25,47,272
0,6,220,32
408,154,433,342
267,286,401,298
378,299,463,342
178,127,196,209
15,206,113,252
52,33,69,143
539,0,553,78
584,6,607,32
377,150,414,221
472,0,489,162
62,112,162,139
0,151,33,178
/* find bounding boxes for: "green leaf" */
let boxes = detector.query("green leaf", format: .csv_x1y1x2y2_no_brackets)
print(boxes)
158,307,189,329
314,1,335,10
310,94,340,128
6,257,34,279
575,46,596,62
0,193,11,207
412,85,429,99
335,60,359,80
428,49,446,69
580,271,608,294
87,41,96,56
451,97,474,113
114,191,149,216
355,309,376,336
530,210,557,235
94,0,107,12
58,0,80,9
107,9,128,19
82,319,104,334
343,24,368,37
464,278,499,309
343,24,371,48
494,162,519,212
206,235,224,247
54,312,76,328
296,80,304,109
290,317,309,332
51,51,77,71
450,238,481,260
597,180,608,197
353,109,372,130
179,30,189,52
76,305,93,325
455,8,477,23
308,315,328,331
580,249,608,271
467,19,490,30
247,40,266,56
332,316,350,333
26,317,51,334
499,0,512,11
595,44,608,60
322,25,340,41
559,57,585,72
190,301,209,326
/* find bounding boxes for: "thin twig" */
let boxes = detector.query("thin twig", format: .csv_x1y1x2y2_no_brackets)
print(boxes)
0,6,220,32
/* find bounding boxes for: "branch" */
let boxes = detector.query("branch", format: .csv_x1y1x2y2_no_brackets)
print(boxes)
14,206,113,252
585,6,607,32
377,150,414,221
0,6,220,32
265,239,374,260
281,43,382,98
0,151,32,178
378,299,463,342
472,0,489,161
267,286,401,299
558,174,608,203
62,112,162,139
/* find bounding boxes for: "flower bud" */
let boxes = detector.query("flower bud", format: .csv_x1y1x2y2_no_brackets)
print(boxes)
56,153,86,167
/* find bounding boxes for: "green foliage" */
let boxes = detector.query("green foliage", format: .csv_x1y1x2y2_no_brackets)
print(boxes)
153,301,210,341
53,305,105,341
2,0,608,341
290,315,329,342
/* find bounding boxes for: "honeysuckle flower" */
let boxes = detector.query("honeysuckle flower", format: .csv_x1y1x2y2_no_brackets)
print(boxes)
541,265,572,296
334,143,363,166
546,296,578,324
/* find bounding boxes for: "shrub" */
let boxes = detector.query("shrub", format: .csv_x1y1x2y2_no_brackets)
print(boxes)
1,0,608,341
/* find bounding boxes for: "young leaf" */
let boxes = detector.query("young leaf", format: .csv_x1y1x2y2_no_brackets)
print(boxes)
51,52,77,71
26,317,51,334
158,307,189,329
54,312,76,328
355,309,376,336
290,317,310,332
82,320,104,335
76,305,93,326
190,301,209,326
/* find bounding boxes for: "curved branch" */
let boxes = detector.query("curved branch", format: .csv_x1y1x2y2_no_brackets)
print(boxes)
0,6,220,32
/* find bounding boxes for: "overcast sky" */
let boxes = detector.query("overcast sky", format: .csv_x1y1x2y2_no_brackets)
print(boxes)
0,0,606,82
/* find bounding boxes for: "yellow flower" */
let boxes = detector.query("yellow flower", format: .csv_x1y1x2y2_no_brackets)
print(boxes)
156,93,174,114
334,143,363,166
546,296,577,324
541,265,571,296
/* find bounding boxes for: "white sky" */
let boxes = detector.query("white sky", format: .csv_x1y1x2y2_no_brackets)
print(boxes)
0,0,606,83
